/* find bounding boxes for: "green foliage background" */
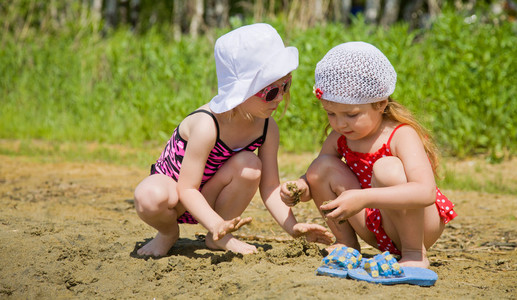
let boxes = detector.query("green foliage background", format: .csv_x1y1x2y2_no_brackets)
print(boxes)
1,7,516,160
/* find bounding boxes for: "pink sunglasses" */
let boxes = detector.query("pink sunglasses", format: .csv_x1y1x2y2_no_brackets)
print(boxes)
255,75,292,102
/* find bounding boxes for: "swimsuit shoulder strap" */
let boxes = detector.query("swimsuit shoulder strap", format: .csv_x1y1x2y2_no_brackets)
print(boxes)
386,123,408,148
188,109,220,140
262,117,270,139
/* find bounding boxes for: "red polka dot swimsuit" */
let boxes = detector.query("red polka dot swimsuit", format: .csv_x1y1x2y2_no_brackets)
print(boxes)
337,124,457,255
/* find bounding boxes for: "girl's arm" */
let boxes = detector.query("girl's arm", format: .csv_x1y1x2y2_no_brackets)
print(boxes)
369,125,437,208
317,130,343,157
259,119,333,244
323,126,436,221
176,114,230,236
258,119,297,234
280,130,342,205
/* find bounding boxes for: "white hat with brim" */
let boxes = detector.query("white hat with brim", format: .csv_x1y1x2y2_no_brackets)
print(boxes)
209,23,299,114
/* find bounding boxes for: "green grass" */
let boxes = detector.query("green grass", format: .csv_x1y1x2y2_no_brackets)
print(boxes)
0,139,158,167
2,139,517,196
1,6,516,160
437,159,517,195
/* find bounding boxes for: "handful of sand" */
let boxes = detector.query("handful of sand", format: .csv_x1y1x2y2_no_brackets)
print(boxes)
286,182,302,206
321,200,346,224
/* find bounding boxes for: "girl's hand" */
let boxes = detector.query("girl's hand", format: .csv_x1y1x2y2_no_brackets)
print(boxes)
292,223,334,245
212,216,253,241
320,190,364,223
280,178,310,207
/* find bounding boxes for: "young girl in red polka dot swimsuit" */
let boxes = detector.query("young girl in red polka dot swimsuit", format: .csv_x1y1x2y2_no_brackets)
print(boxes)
280,42,457,269
337,124,456,256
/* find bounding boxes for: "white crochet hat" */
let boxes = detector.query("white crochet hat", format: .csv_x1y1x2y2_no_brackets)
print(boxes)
209,23,299,113
314,42,397,104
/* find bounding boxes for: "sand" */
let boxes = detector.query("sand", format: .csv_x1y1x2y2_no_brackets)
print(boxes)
0,154,516,299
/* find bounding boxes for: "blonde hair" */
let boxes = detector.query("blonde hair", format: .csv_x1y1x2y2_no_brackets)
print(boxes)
276,92,291,119
323,97,440,176
383,97,440,175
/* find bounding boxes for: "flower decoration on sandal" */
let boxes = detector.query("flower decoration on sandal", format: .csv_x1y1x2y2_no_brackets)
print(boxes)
313,86,323,100
363,252,402,277
316,246,365,278
347,251,438,286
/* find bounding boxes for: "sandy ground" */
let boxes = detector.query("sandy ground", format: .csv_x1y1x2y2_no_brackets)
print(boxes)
0,153,516,299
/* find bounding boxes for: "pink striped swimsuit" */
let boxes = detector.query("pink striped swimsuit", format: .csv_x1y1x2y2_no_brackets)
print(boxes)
337,124,457,255
151,109,269,224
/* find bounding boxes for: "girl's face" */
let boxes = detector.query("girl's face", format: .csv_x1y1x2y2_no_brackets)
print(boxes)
240,74,291,119
321,99,387,140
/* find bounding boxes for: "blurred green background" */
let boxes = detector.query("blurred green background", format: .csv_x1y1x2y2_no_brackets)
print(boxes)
1,0,516,165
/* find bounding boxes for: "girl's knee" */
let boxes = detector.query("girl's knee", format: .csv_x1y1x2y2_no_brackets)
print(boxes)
347,211,378,247
134,183,172,214
307,155,357,189
306,155,336,183
372,156,407,187
231,151,262,181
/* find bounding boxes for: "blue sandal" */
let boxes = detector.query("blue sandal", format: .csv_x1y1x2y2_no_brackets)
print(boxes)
348,252,438,286
316,246,364,278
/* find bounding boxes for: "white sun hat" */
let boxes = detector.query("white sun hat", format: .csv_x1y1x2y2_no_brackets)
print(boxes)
314,42,397,104
209,23,299,113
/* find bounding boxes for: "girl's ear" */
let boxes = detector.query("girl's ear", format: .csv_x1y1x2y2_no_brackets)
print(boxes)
375,99,389,112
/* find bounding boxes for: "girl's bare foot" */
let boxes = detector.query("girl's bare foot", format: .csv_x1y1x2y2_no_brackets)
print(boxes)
324,238,362,254
205,233,257,254
212,216,252,241
137,226,179,257
399,249,430,268
324,242,348,254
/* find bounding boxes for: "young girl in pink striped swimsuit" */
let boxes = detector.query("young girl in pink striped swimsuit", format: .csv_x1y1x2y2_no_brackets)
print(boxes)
134,24,333,257
281,42,456,268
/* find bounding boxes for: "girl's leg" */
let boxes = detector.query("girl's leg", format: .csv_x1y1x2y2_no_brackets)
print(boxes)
200,151,262,254
372,157,445,268
306,155,377,251
134,174,183,257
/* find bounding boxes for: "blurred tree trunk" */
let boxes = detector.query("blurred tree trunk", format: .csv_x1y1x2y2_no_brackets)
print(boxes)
46,0,453,37
286,0,328,30
428,0,441,18
49,0,59,29
216,0,230,27
403,0,425,28
189,0,204,38
254,0,265,21
207,0,229,28
267,0,276,18
380,0,401,27
282,0,290,16
403,0,443,29
454,0,477,10
91,0,103,33
313,0,325,24
365,0,381,24
173,0,186,40
333,0,352,24
129,0,140,29
105,0,118,29
119,0,128,25
253,0,280,22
